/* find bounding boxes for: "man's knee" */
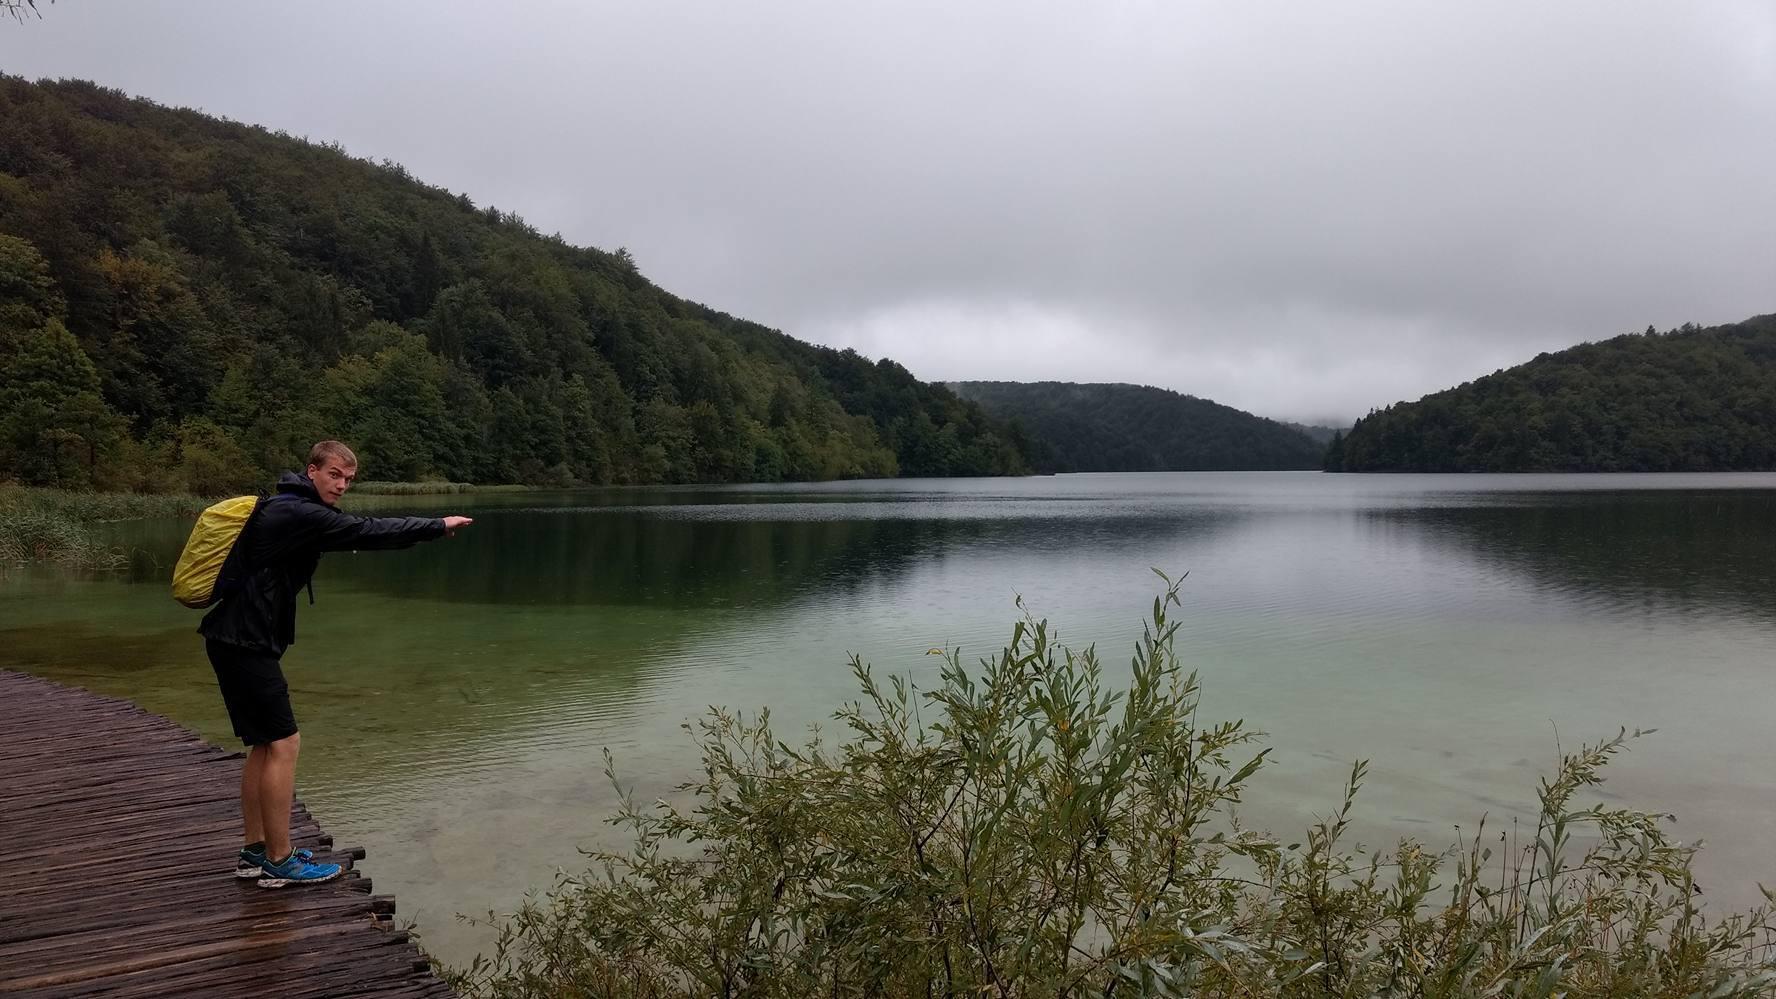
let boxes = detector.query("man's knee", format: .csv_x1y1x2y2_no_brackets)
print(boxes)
266,730,301,758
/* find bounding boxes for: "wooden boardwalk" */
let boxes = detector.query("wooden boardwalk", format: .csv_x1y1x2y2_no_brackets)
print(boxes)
0,670,455,998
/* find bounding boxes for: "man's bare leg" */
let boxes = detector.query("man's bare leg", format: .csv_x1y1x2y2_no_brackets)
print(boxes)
241,745,269,847
258,731,301,860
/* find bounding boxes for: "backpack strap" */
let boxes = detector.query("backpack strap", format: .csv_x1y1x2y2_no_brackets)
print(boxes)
215,492,308,602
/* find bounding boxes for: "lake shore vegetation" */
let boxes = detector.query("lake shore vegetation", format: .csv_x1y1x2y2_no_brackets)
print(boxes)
347,480,530,495
0,484,211,567
0,481,509,566
446,577,1776,998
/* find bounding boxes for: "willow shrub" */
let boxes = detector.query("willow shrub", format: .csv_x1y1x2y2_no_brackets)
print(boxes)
448,574,1776,998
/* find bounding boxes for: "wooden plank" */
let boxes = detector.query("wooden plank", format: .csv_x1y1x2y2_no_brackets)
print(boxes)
0,892,380,945
1,922,375,990
2,819,331,875
0,670,454,998
74,930,431,999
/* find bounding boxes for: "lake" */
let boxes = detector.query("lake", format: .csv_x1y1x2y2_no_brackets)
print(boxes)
3,471,1773,966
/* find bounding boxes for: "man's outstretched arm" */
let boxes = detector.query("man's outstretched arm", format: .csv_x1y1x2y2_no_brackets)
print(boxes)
302,507,472,552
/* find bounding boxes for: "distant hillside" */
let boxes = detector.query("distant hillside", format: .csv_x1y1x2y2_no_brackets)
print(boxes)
1282,421,1344,446
949,381,1324,472
1327,314,1776,472
0,76,1027,491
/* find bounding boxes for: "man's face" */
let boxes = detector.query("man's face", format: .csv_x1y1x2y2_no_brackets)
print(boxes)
307,457,357,506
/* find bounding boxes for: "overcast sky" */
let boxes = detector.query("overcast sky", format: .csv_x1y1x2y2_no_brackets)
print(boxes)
3,2,1772,423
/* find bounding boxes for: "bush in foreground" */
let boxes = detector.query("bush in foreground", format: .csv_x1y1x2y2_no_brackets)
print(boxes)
448,576,1775,998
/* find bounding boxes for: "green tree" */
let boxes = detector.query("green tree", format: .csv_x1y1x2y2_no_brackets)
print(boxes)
1336,315,1776,472
322,324,455,480
0,75,1033,490
208,347,330,478
169,416,257,495
94,242,225,427
0,233,64,333
0,318,126,486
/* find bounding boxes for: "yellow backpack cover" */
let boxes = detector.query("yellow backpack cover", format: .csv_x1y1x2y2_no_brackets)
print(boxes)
171,495,261,608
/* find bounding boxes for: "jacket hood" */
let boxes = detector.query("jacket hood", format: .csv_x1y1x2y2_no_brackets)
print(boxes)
275,471,322,502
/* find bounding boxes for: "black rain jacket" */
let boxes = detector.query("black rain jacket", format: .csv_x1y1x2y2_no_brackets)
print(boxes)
199,472,446,656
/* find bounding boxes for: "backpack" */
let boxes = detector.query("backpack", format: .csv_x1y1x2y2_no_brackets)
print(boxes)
171,494,291,608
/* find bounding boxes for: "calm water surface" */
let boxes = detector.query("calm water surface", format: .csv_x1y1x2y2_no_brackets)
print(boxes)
3,472,1774,964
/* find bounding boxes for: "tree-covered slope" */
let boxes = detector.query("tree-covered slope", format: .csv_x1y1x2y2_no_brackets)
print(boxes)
1326,314,1776,472
1282,421,1344,446
949,381,1324,472
0,76,1027,491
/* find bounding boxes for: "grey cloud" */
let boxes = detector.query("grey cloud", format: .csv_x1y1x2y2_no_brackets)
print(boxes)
3,0,1771,422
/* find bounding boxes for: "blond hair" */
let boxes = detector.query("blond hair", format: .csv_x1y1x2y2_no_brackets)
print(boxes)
306,440,358,470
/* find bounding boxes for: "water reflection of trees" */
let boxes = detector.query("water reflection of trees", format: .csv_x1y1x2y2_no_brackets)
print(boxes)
334,506,1246,610
95,485,1776,629
1371,491,1776,623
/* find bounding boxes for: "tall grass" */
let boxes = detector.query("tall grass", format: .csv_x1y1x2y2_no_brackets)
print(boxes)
349,480,477,495
0,481,520,564
0,485,213,568
0,507,127,567
349,481,531,495
0,485,214,521
448,574,1776,998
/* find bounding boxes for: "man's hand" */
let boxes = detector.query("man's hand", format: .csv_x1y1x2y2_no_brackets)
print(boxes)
442,516,474,537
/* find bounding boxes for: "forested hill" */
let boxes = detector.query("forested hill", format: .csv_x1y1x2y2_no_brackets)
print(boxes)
0,76,1027,492
1327,314,1776,472
1282,422,1343,446
949,381,1325,472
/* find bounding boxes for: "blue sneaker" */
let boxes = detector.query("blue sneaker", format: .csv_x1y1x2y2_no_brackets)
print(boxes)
255,850,343,889
236,844,313,879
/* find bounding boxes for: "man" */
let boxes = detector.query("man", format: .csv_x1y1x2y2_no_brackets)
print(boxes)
200,441,473,888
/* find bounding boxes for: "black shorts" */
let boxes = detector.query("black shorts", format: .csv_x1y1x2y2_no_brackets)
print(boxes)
206,639,298,746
